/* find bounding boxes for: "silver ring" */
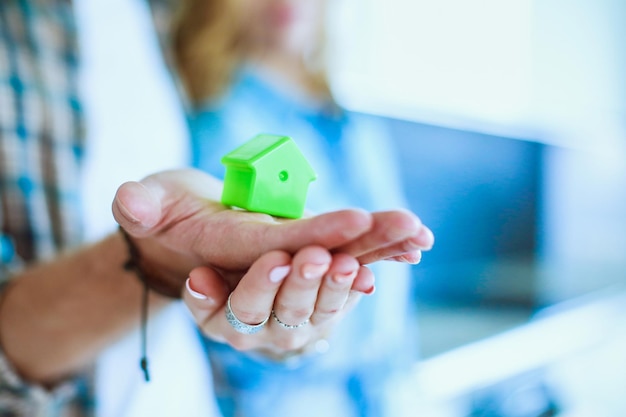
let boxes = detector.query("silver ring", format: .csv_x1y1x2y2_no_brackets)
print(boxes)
271,310,309,329
225,293,268,334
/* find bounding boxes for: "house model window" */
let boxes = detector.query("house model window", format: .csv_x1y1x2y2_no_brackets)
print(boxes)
221,134,317,219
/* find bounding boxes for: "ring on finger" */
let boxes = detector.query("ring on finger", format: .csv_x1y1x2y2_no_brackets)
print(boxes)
225,293,269,335
271,310,309,330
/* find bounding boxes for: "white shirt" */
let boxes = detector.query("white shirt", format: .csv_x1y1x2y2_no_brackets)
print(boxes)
75,1,218,416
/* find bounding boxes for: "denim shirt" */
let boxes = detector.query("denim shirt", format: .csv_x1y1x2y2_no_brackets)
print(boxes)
188,68,416,417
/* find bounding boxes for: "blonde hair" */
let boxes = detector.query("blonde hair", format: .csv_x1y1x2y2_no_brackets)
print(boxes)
171,0,333,106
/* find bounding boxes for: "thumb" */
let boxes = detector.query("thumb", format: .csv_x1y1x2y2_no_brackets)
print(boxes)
112,169,223,238
112,180,163,237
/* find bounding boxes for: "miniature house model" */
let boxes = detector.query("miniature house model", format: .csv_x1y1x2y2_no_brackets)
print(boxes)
221,134,317,218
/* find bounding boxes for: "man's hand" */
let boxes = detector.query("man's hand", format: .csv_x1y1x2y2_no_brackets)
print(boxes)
112,168,434,291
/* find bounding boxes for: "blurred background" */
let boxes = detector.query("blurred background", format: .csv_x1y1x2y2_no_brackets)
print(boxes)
77,0,625,415
326,0,626,415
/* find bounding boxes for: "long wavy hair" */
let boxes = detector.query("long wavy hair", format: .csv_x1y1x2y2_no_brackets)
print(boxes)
171,0,332,106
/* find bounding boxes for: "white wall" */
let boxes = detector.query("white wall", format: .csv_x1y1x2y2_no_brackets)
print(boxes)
329,0,626,149
531,0,626,151
533,0,626,303
328,0,626,304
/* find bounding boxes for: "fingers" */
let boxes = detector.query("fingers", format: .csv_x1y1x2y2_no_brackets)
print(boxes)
356,227,432,265
112,169,224,237
184,246,373,354
267,209,373,253
112,180,163,234
185,251,292,345
335,209,435,265
272,247,331,327
350,265,375,294
207,208,374,273
182,266,230,325
227,251,292,326
310,253,359,324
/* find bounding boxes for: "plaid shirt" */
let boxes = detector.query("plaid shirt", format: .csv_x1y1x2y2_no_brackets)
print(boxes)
0,0,93,415
0,0,84,276
0,0,186,413
0,0,190,414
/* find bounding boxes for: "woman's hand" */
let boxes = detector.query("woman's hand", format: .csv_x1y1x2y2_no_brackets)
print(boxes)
182,245,374,358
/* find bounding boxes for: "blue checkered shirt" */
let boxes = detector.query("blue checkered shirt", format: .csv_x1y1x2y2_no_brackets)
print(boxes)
1,1,97,415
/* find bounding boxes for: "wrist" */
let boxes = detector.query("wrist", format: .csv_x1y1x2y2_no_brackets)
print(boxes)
118,227,185,299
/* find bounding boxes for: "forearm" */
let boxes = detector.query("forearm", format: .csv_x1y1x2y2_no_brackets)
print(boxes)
0,232,171,385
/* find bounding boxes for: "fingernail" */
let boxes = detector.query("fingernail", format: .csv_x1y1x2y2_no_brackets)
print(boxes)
417,227,434,248
269,265,291,283
363,285,376,295
301,263,329,280
114,200,140,224
332,270,358,284
400,251,422,264
185,278,208,300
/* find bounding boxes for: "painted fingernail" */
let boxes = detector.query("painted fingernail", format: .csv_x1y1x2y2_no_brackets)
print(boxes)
301,263,329,280
185,278,208,300
269,265,291,283
363,285,376,295
332,270,358,284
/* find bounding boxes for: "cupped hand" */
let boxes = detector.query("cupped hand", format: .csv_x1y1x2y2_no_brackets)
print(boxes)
112,169,434,290
182,245,374,357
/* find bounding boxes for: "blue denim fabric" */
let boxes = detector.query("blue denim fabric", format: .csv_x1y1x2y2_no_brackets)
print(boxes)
188,68,416,417
0,235,14,264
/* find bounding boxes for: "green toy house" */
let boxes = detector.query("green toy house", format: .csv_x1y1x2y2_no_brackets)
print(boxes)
220,134,317,219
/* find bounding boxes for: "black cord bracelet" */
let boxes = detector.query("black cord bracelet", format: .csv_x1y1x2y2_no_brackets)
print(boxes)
119,226,153,382
119,226,184,382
